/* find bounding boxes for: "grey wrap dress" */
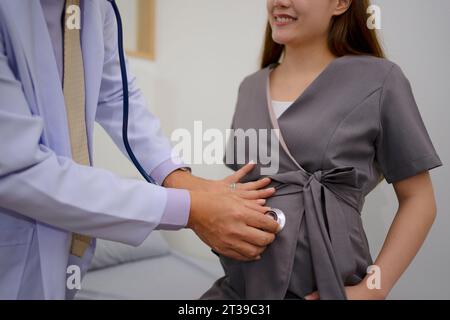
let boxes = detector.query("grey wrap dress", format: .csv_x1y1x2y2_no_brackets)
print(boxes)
201,55,443,300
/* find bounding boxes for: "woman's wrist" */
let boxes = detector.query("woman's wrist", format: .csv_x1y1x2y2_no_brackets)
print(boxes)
360,274,389,299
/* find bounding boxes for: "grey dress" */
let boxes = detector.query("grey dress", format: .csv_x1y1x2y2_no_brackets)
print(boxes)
201,55,443,300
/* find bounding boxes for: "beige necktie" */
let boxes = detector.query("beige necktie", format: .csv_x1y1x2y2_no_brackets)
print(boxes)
63,0,92,257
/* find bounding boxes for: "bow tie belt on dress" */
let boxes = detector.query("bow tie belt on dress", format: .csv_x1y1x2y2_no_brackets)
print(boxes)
261,166,366,300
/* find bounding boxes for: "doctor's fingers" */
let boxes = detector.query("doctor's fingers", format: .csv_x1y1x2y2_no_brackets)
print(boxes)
225,162,257,183
219,247,261,262
256,199,267,205
243,200,271,214
238,177,272,191
226,239,266,260
243,210,280,234
236,187,276,200
237,225,276,247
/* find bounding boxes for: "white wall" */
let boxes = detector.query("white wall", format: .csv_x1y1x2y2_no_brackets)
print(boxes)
365,0,450,300
94,0,450,299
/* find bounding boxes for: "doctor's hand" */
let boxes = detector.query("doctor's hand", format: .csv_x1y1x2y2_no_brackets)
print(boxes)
206,162,273,194
187,187,280,261
163,162,272,195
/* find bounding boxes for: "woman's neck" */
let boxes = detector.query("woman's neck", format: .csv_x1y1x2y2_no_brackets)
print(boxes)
280,39,337,76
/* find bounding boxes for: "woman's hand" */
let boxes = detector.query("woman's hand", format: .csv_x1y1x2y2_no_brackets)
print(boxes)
304,279,386,300
345,281,386,300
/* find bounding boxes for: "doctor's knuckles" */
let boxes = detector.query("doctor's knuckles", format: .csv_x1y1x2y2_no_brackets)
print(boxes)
187,187,279,261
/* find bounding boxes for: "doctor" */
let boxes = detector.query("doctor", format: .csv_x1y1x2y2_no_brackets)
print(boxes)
0,0,280,299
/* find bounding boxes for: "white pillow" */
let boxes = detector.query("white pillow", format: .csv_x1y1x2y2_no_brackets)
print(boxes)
89,231,171,270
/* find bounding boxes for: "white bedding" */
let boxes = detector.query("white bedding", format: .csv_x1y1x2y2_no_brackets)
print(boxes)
75,233,224,300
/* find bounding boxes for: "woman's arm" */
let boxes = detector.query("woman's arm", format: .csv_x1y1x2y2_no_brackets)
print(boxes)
305,170,437,300
348,170,437,299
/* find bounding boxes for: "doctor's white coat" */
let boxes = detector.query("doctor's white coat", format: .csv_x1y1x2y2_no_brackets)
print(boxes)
0,0,189,299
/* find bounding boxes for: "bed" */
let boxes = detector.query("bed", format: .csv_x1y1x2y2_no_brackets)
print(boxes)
75,231,224,300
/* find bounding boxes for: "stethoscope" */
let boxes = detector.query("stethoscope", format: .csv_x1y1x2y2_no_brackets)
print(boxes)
107,0,286,231
265,208,286,230
108,0,156,184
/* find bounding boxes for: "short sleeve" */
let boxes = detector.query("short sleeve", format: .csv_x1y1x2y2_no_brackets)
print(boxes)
375,64,443,184
223,80,245,172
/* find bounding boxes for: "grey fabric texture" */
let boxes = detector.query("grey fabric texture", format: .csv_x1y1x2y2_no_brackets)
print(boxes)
201,55,443,300
89,231,171,271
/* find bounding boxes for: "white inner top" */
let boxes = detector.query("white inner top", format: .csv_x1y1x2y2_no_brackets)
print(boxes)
272,100,294,119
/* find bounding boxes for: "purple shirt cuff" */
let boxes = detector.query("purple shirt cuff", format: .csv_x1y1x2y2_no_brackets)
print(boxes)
150,157,191,186
155,188,191,230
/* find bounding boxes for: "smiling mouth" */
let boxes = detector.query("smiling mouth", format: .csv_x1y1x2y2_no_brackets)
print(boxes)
274,14,298,24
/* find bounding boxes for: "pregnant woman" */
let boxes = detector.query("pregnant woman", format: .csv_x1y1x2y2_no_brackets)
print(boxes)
202,0,443,300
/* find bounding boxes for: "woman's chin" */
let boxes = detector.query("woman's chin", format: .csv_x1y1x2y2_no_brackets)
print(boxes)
272,35,299,47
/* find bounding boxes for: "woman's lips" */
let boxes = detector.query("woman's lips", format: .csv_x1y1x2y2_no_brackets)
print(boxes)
273,14,298,27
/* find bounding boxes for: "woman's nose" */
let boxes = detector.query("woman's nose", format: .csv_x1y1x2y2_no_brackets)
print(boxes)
273,0,291,8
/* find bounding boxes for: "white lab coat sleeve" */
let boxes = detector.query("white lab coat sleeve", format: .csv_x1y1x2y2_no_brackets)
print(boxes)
0,32,188,246
95,5,186,184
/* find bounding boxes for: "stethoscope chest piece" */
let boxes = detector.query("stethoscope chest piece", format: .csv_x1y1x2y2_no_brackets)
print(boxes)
265,208,286,231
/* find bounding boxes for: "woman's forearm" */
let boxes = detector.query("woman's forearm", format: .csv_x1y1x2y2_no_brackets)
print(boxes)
369,195,436,298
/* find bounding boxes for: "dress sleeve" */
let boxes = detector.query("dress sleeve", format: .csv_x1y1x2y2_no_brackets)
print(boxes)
223,80,245,172
375,63,443,184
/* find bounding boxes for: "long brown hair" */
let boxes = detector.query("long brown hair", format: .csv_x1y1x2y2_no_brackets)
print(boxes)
261,0,385,68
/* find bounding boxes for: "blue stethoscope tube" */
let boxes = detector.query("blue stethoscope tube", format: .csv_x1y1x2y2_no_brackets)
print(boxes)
108,0,156,184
